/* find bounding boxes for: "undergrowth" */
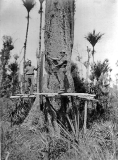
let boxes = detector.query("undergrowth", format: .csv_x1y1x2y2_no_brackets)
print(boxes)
1,96,118,160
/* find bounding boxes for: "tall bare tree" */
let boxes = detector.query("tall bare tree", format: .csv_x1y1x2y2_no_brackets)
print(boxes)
22,0,35,90
37,0,44,94
85,30,104,63
45,0,75,93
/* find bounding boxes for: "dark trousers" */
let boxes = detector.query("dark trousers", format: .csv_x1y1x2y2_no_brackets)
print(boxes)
56,68,66,91
26,74,34,93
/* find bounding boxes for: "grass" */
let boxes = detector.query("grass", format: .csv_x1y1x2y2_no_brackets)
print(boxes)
57,120,118,160
2,119,117,160
1,96,118,160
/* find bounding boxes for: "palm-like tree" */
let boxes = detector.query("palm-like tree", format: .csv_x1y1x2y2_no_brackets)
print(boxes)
85,30,104,63
22,0,35,90
90,59,111,84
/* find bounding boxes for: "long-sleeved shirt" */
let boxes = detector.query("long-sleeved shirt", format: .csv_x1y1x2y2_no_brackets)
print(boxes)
57,55,67,68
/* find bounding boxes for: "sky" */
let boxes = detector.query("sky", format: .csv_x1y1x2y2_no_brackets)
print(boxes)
0,0,118,82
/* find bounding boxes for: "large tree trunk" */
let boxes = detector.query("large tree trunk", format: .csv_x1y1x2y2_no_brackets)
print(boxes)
22,0,76,129
45,0,75,93
43,0,76,130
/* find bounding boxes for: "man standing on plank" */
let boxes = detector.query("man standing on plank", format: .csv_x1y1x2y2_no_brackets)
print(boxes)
25,60,37,93
47,51,68,93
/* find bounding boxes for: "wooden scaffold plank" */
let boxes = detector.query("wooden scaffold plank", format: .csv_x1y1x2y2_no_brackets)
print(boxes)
10,93,97,101
10,95,36,98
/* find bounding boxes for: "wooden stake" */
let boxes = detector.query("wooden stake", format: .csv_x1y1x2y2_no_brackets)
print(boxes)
84,101,88,134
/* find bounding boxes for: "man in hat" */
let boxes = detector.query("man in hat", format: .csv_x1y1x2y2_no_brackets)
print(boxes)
48,51,67,92
25,60,37,93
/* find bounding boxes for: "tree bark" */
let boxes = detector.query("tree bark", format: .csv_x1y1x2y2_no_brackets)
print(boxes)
45,0,75,93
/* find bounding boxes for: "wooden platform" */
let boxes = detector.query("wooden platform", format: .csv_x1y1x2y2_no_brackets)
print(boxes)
10,92,98,134
10,93,97,101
